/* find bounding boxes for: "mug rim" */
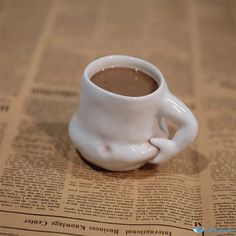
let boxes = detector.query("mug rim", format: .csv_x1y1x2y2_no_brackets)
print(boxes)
84,55,165,100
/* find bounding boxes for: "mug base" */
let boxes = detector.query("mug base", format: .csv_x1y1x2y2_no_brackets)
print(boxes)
69,113,161,171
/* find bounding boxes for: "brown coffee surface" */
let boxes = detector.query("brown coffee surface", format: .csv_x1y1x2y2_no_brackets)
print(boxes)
90,67,158,97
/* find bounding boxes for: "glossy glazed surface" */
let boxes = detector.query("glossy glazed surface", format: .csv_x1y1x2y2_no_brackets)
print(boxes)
69,55,198,171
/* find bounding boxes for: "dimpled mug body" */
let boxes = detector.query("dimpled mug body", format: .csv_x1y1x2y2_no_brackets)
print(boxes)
69,55,198,171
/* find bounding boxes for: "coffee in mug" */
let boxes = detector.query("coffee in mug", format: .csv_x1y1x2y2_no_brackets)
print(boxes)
90,67,159,97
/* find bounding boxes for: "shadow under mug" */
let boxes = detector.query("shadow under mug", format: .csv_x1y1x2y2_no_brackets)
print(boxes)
69,55,198,171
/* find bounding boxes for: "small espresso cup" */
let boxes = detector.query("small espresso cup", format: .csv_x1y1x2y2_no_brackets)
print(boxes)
69,55,198,171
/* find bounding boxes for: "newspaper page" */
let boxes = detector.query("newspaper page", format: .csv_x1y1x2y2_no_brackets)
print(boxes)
0,0,235,236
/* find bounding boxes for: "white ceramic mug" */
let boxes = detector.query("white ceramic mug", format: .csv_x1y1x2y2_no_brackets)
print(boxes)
69,55,198,171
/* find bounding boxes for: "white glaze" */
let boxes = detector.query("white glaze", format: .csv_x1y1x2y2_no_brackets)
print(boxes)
69,55,198,171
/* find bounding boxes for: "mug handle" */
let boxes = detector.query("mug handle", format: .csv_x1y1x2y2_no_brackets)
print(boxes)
149,89,198,164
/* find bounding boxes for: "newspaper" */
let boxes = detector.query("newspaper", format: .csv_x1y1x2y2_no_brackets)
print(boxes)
0,0,235,235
